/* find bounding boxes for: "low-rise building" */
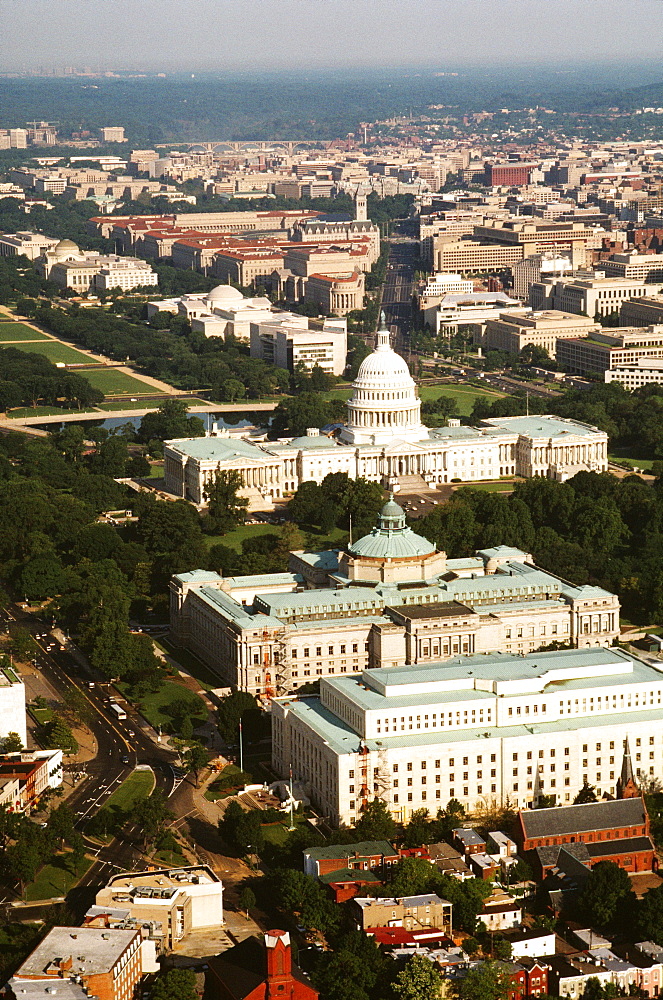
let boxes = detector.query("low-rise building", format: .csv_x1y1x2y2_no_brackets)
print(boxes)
0,749,62,813
602,252,663,281
36,240,157,293
0,665,26,748
14,926,143,1000
353,893,452,934
148,283,274,342
480,889,522,930
620,294,663,326
556,325,663,387
91,865,224,953
303,840,399,878
206,930,318,1000
530,275,662,319
0,230,59,260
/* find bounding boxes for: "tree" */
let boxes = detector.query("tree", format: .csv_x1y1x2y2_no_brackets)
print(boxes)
133,791,173,849
6,841,41,895
204,469,249,534
403,808,433,847
574,780,598,804
354,798,397,842
217,691,260,745
137,400,205,443
150,969,199,1000
48,803,74,849
218,800,264,856
183,743,208,787
2,732,24,753
577,860,636,930
635,883,663,945
69,832,87,875
450,961,513,1000
238,885,256,918
8,628,38,661
393,954,443,1000
493,939,512,961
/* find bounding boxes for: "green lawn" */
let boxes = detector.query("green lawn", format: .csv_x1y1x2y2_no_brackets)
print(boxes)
205,764,249,801
0,322,50,342
103,768,155,813
7,405,75,418
78,368,159,396
147,462,165,479
418,383,506,415
25,851,92,901
153,848,187,867
132,679,208,730
609,449,656,471
203,522,279,552
97,399,163,411
10,340,100,365
29,705,54,725
321,385,353,401
453,479,520,493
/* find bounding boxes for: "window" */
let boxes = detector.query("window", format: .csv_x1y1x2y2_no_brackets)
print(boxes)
407,762,413,771
352,644,358,653
349,769,354,778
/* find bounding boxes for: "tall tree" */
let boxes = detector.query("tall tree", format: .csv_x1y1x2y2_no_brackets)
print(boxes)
204,470,249,534
393,954,443,1000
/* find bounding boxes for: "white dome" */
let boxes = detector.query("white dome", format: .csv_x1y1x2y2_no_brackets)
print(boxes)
340,322,425,446
52,239,80,259
205,284,244,307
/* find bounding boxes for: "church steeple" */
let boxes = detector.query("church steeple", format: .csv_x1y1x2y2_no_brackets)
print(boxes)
617,737,639,799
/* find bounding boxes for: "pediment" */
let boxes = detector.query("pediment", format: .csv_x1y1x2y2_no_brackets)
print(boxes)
382,439,426,454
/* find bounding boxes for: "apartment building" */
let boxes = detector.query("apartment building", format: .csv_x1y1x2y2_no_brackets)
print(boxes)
353,893,453,934
482,310,600,358
272,645,663,825
14,926,143,1000
250,314,347,375
530,275,661,318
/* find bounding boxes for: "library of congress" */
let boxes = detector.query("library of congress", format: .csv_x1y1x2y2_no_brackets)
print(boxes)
163,319,609,508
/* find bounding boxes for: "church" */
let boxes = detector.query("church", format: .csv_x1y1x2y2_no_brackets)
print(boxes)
163,317,609,509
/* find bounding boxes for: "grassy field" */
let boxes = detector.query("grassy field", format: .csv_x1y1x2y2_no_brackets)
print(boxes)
78,368,158,395
7,405,74,418
147,462,165,479
203,522,279,551
25,851,92,901
103,768,155,814
132,679,208,730
321,385,353,401
97,399,163,411
419,383,506,415
453,479,520,493
10,340,100,365
609,449,656,471
0,322,50,342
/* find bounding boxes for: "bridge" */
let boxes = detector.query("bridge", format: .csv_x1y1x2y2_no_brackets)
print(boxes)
185,139,333,155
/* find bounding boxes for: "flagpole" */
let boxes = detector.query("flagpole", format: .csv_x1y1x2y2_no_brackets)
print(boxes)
239,719,243,773
288,764,296,831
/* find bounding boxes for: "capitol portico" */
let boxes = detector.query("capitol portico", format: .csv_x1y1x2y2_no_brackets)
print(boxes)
163,317,609,509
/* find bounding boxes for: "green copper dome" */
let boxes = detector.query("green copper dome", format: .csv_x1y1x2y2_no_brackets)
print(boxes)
348,496,436,560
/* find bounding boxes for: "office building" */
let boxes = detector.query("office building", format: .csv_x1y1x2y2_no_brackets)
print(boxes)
530,275,662,319
99,127,126,143
482,310,600,358
272,645,663,825
0,230,59,261
250,314,347,376
556,325,663,387
620,294,663,327
512,253,573,300
433,240,525,274
426,293,529,337
602,252,663,282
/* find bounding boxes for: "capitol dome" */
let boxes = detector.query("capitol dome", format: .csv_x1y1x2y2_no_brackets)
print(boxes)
204,284,244,309
340,315,425,445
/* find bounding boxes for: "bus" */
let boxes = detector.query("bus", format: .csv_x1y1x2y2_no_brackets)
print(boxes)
109,702,127,721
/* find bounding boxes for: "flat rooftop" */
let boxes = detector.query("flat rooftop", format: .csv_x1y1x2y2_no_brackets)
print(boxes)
17,926,138,977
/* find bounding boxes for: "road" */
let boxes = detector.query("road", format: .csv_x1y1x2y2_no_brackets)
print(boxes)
381,233,419,358
0,604,180,913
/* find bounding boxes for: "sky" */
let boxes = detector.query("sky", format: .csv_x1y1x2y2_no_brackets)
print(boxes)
2,0,663,73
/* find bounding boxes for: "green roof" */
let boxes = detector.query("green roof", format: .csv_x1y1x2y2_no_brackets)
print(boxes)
318,868,382,884
304,840,396,861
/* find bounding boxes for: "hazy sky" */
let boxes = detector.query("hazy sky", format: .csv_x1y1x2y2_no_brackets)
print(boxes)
2,0,663,72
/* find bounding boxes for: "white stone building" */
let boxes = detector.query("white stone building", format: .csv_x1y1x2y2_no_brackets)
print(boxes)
272,644,663,825
250,313,348,376
0,666,26,747
170,499,620,698
35,239,157,293
147,284,274,342
163,319,609,508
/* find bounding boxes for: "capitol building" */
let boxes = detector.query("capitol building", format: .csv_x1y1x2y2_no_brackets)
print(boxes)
163,317,609,508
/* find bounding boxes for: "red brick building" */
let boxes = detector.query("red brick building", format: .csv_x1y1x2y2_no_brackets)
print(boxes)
485,163,534,187
206,931,317,1000
515,797,656,879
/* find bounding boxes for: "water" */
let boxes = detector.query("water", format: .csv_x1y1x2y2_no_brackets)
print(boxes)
35,411,268,433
